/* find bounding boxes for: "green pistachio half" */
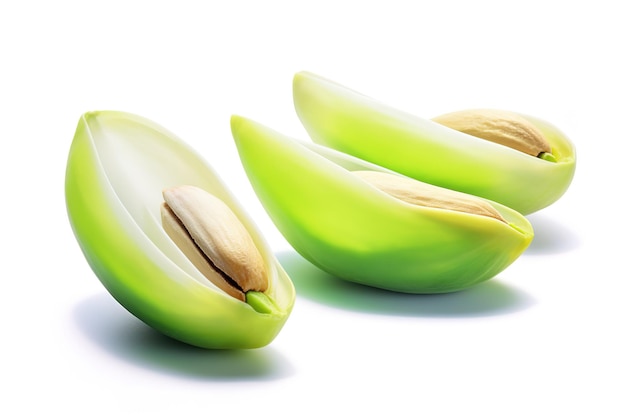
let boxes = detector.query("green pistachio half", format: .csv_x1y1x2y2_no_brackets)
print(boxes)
293,71,576,214
65,111,294,349
230,115,533,294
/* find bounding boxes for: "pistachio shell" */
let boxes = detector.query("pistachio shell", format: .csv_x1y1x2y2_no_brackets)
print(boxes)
65,111,294,349
293,71,576,214
230,115,533,293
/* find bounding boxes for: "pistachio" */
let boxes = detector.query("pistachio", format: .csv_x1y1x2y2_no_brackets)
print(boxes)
431,109,552,158
292,71,576,214
161,185,268,301
231,115,533,294
352,170,506,223
66,111,294,349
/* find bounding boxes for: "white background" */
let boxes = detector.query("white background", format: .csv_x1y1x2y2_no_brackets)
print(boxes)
2,1,624,416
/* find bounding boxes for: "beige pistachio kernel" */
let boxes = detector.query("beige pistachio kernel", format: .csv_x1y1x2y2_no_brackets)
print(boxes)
161,185,268,301
353,170,506,223
432,109,552,158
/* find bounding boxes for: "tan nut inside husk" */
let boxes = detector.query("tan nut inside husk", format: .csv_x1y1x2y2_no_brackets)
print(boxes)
354,170,506,222
432,109,551,157
161,185,268,301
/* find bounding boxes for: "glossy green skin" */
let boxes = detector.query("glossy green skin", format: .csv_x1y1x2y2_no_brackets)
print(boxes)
293,72,576,215
66,111,294,349
231,116,534,293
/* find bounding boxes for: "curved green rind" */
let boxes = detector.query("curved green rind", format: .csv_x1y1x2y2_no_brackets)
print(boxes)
293,71,576,215
230,115,533,294
65,111,294,349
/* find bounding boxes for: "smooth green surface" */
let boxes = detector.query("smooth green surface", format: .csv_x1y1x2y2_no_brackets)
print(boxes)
65,111,294,349
231,116,534,293
293,71,576,214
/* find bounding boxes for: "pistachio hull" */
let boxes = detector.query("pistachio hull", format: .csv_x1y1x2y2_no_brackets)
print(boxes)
65,111,294,349
293,71,576,214
231,116,533,293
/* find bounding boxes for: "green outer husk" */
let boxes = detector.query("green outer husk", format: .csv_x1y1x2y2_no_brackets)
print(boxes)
231,115,534,293
66,111,294,349
293,71,576,215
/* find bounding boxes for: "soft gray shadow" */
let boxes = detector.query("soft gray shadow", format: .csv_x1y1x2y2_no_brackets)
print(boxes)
525,212,580,255
277,251,535,317
73,293,295,381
